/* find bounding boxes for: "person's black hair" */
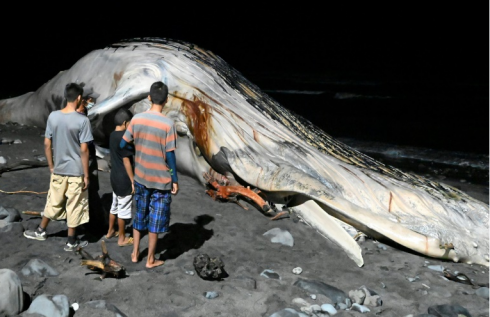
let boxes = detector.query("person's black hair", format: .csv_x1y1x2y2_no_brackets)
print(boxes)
64,83,84,102
114,108,133,125
149,81,168,105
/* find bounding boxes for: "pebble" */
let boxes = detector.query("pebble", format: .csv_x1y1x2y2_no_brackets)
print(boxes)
320,304,337,315
260,269,281,280
310,304,321,313
0,156,6,164
292,297,309,307
349,289,365,304
292,267,303,275
476,287,489,299
34,155,46,162
204,291,219,299
263,227,294,247
300,304,321,314
427,265,444,272
351,303,370,313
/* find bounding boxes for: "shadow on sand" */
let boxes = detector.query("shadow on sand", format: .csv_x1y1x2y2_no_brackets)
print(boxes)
136,214,215,261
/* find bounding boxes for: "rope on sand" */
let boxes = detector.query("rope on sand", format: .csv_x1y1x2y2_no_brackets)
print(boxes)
0,189,47,194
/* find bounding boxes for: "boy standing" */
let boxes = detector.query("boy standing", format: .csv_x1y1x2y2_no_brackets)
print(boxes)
24,83,92,251
122,81,179,268
106,108,135,247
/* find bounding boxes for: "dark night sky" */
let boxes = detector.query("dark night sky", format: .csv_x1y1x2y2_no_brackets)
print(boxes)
1,4,486,92
0,4,488,152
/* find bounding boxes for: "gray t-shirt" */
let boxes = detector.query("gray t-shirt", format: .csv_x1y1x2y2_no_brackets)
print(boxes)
45,111,94,176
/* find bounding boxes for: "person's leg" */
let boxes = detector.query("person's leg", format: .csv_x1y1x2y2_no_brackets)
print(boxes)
107,214,117,237
118,218,133,246
131,181,149,262
24,174,66,241
106,192,119,238
117,194,133,246
146,232,163,268
67,227,76,240
132,228,141,263
146,189,171,268
39,216,51,230
65,176,89,249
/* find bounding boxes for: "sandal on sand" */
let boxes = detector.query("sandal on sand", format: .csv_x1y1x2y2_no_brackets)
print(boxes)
105,232,120,239
118,237,134,247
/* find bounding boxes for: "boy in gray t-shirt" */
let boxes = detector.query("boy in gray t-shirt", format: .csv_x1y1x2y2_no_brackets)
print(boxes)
23,83,94,251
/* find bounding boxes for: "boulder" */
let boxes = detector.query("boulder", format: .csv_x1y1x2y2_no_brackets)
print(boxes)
0,269,24,316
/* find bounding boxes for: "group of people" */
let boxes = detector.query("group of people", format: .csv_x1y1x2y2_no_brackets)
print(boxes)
23,81,178,268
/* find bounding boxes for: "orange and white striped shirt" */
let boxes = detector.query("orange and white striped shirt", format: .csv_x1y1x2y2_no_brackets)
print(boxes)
123,110,177,190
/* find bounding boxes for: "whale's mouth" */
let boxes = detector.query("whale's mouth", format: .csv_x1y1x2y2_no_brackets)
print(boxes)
90,97,150,148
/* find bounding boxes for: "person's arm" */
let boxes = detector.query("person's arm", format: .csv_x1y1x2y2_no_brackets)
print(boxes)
166,150,179,194
120,138,134,151
123,156,135,194
44,137,54,174
80,142,90,190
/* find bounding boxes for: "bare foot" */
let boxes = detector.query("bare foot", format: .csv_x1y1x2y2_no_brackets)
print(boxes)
131,252,139,263
146,259,164,268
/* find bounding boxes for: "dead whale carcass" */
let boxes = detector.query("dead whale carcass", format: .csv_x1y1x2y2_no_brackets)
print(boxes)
0,38,488,267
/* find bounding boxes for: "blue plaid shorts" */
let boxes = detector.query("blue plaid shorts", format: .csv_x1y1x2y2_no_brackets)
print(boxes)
133,181,172,233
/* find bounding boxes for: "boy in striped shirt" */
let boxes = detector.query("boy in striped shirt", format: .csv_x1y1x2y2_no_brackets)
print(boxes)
122,81,179,268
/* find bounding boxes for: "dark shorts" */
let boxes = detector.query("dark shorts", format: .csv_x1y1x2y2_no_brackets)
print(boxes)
133,181,172,233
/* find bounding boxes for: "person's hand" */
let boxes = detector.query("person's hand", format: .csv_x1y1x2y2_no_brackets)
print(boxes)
131,182,135,194
49,167,54,174
171,182,179,195
83,175,90,191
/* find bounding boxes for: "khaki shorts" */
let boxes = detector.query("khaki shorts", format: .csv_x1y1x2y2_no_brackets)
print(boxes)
43,174,89,228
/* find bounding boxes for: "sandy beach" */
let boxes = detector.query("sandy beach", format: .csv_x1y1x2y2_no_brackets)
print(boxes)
0,122,488,317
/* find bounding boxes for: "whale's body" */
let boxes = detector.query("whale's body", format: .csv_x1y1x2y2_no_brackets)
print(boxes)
1,38,488,267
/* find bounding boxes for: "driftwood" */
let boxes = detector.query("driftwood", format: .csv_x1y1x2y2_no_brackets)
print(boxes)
77,240,126,280
0,160,48,175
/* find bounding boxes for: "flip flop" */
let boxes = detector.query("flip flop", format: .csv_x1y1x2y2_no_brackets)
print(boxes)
105,232,120,239
118,237,134,247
